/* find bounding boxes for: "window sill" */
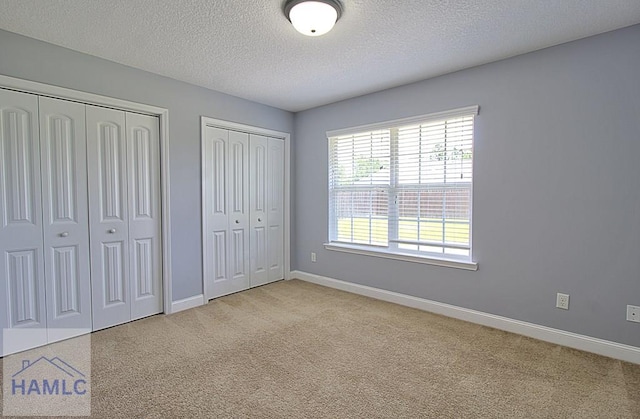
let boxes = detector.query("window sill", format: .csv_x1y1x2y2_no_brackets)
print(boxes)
323,243,478,271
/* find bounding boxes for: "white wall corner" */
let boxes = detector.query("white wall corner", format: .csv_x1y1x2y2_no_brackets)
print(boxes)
170,294,205,314
291,270,640,365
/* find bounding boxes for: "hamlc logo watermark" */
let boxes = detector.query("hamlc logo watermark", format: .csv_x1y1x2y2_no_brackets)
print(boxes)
3,329,91,416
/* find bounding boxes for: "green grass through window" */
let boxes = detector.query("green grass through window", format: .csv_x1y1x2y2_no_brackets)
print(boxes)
337,217,469,245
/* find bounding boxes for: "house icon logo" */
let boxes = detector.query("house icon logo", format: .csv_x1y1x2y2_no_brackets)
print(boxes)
3,329,91,416
11,356,87,396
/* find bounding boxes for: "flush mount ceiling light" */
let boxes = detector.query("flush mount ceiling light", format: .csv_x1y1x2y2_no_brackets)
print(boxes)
284,0,343,37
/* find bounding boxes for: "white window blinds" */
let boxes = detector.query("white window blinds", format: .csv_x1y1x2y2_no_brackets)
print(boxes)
328,106,478,260
329,129,390,246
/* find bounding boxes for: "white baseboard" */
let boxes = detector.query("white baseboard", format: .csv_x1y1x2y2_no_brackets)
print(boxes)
170,294,205,314
292,270,640,365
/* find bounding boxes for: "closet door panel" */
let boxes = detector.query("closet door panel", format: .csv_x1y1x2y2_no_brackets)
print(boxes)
204,126,231,298
39,97,91,339
227,130,250,292
249,135,268,287
267,138,285,282
126,113,162,319
0,89,47,355
87,105,130,330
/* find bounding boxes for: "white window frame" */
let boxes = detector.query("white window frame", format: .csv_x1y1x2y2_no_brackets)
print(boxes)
325,106,479,271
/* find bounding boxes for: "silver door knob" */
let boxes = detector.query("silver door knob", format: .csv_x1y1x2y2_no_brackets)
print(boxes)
258,218,262,222
60,232,69,237
108,228,117,234
235,220,239,224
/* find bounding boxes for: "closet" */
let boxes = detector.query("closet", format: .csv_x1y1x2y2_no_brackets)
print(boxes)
0,88,163,356
203,125,284,300
86,105,163,330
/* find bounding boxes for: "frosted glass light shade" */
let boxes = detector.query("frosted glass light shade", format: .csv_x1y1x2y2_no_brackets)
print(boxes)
288,1,340,37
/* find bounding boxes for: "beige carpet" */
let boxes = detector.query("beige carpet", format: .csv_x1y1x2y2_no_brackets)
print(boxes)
2,279,639,418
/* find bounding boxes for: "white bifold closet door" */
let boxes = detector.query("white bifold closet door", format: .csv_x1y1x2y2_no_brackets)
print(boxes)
203,126,284,300
249,135,268,286
0,91,92,355
249,135,284,286
86,106,162,331
266,137,284,282
203,127,251,298
39,97,92,341
0,89,48,353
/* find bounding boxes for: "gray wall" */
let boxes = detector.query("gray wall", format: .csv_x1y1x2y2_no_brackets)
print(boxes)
293,24,640,347
0,29,294,301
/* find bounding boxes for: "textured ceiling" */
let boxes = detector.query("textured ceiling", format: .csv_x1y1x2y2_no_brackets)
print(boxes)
0,1,639,112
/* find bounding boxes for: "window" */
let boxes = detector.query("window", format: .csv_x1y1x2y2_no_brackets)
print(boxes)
327,106,478,268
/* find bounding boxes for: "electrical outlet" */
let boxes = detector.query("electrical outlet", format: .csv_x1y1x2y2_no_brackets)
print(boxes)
627,305,640,323
311,252,317,262
556,293,570,310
